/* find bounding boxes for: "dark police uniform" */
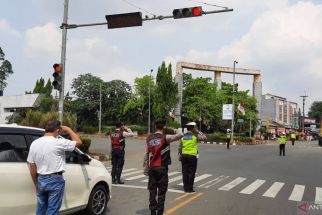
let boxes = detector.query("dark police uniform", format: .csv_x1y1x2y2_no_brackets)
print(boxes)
110,129,126,184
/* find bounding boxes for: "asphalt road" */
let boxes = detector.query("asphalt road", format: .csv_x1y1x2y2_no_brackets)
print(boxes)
90,138,322,215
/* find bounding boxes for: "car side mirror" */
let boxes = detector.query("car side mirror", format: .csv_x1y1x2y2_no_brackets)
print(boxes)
80,153,91,164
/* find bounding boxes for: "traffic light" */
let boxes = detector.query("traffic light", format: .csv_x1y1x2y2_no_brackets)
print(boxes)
173,6,203,19
105,12,142,29
52,64,62,91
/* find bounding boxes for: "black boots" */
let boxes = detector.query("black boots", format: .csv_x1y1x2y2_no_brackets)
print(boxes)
151,209,163,215
158,210,164,215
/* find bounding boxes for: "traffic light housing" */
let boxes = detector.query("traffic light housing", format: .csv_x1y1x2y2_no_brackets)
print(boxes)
52,64,62,91
173,6,203,19
105,12,142,29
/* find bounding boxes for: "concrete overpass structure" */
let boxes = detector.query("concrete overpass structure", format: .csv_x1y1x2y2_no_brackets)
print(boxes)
174,61,262,124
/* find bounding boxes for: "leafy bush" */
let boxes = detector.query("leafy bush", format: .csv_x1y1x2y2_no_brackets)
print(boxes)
206,132,227,143
167,120,181,129
128,125,147,135
80,125,97,134
103,126,115,135
79,136,91,153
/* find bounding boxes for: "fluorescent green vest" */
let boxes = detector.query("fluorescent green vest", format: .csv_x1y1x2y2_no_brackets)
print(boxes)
290,133,296,139
181,134,198,155
279,135,287,144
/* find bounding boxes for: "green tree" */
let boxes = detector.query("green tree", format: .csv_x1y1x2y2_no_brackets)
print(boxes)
124,75,156,124
0,47,14,91
308,101,322,124
154,62,178,119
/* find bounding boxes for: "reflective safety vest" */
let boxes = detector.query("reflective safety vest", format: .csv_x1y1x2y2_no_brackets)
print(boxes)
181,133,198,156
290,133,296,139
279,135,287,144
111,129,125,150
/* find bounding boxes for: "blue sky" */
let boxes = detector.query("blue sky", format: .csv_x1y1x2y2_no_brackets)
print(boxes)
1,0,322,113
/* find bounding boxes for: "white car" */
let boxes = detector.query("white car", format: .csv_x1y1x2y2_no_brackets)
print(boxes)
0,124,111,215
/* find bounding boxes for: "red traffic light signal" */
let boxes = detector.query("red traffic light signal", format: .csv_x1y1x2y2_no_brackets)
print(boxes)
52,64,62,91
173,6,203,19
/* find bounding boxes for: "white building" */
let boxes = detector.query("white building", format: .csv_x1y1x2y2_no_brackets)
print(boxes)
0,94,43,124
261,94,298,129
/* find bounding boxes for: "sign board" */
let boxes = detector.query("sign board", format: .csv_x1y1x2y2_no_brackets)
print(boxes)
310,124,316,131
222,104,233,120
291,116,299,129
303,117,316,124
237,119,244,123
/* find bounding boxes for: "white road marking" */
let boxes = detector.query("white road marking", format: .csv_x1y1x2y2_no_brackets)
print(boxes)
262,182,284,198
121,170,142,177
198,175,230,188
169,175,183,183
122,168,138,173
178,174,212,186
112,184,184,193
125,174,146,180
218,177,246,191
315,187,322,204
141,171,181,182
240,179,266,194
288,184,305,202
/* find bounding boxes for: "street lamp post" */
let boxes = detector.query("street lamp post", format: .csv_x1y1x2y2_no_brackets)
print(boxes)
231,60,238,143
148,69,153,135
99,83,102,134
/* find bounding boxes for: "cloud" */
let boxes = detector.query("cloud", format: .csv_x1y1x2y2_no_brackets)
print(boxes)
24,22,61,59
0,19,21,38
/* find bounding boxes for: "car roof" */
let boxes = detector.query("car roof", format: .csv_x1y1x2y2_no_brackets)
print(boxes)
0,124,44,135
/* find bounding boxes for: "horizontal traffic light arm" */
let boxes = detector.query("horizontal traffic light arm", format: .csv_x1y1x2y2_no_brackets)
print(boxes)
60,8,233,29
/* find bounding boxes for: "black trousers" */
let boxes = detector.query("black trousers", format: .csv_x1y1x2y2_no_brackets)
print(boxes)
148,166,168,212
181,154,198,192
291,138,295,145
279,144,285,156
111,150,125,179
227,138,231,149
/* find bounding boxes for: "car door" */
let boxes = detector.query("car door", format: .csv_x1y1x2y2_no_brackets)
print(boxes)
61,150,92,211
0,133,36,215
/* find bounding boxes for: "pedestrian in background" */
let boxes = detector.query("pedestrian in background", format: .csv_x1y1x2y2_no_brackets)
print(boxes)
143,119,183,215
279,132,287,156
178,122,207,193
110,122,134,184
27,120,82,215
226,129,231,149
290,131,296,146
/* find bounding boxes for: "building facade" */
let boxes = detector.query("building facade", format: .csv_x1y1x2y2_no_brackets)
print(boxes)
261,94,299,130
0,94,43,124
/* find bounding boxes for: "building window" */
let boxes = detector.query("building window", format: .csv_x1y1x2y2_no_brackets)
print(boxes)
279,105,283,121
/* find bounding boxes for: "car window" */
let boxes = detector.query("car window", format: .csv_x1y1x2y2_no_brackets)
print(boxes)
0,134,27,162
66,151,80,164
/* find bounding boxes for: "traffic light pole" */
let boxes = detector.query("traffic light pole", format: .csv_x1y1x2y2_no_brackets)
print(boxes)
59,0,69,122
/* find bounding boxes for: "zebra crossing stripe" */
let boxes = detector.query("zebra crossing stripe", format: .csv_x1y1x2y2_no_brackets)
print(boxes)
178,174,212,186
122,168,138,173
240,179,266,195
218,177,246,191
169,175,183,183
198,175,230,188
315,187,322,204
288,184,305,202
121,170,142,177
125,174,146,180
141,171,180,182
262,182,284,198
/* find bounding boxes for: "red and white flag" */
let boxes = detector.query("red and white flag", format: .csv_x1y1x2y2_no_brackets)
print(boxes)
238,100,245,115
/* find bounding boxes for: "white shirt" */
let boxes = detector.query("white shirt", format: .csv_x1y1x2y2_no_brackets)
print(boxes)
27,136,76,174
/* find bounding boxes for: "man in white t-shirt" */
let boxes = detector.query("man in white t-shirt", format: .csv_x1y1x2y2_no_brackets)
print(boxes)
27,120,82,215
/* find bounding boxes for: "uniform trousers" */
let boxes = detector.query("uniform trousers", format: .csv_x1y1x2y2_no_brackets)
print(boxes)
279,144,286,156
181,154,197,192
111,149,125,180
148,166,168,213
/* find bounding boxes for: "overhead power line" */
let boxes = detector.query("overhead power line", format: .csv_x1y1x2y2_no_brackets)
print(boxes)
121,0,157,16
187,0,228,9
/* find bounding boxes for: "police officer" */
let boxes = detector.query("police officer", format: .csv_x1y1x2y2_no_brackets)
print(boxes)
279,132,287,156
178,122,207,193
226,129,231,149
290,131,296,146
143,119,183,215
110,122,134,184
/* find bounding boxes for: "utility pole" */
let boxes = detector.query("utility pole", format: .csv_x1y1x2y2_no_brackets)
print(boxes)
99,83,102,133
300,94,308,134
148,69,153,135
58,0,69,122
231,60,238,143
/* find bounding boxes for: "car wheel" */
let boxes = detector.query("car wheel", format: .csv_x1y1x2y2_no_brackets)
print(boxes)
85,184,109,215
